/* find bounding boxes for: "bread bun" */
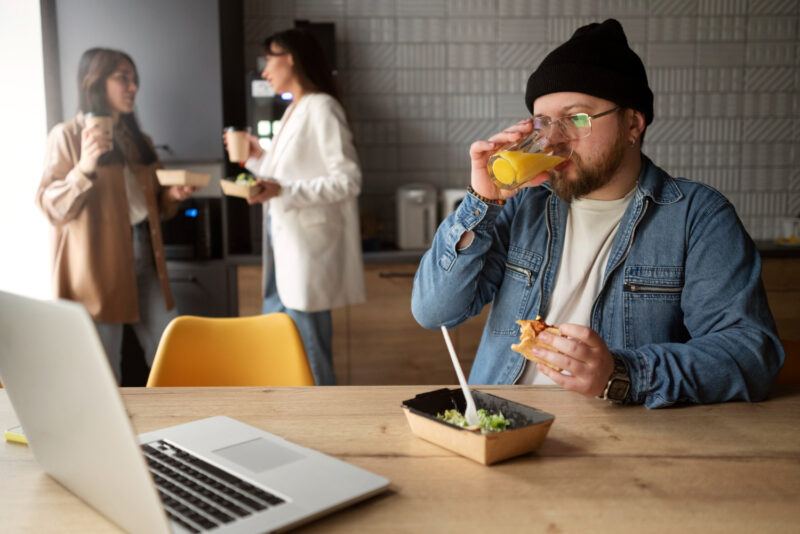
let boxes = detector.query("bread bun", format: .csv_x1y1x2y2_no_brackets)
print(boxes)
510,318,563,372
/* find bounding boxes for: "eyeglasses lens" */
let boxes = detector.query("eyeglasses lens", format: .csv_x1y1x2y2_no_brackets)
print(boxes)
560,114,591,140
534,114,592,141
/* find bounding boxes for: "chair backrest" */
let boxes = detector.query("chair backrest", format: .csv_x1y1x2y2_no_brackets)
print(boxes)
146,313,315,387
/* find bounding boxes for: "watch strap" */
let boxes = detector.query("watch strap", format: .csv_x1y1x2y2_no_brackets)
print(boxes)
601,354,631,403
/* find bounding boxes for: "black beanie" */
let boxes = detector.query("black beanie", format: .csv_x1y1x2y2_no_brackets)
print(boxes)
525,19,654,125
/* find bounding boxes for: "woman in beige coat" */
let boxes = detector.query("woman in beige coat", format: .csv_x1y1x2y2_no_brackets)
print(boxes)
226,29,365,385
36,48,195,383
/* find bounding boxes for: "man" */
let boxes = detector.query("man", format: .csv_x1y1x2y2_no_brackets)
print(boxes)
411,19,783,408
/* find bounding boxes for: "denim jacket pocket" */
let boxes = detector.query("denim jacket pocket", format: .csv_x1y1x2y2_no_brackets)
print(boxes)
488,246,543,336
622,266,686,349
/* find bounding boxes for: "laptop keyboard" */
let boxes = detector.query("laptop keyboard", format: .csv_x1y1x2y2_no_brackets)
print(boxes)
142,440,286,532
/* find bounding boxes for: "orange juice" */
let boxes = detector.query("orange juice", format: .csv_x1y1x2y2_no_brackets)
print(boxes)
488,150,565,190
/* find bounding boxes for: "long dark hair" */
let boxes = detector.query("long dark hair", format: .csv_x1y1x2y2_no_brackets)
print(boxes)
264,29,340,103
77,47,156,165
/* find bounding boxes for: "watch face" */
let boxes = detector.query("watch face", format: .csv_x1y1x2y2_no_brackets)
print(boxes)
607,379,630,401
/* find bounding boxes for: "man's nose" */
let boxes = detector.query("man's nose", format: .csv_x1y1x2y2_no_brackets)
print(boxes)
543,130,572,157
547,121,570,143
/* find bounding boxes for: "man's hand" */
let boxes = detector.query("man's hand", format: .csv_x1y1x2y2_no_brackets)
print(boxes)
468,118,549,201
531,323,615,398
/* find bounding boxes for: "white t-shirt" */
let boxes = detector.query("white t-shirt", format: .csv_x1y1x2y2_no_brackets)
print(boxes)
517,187,636,385
124,165,149,225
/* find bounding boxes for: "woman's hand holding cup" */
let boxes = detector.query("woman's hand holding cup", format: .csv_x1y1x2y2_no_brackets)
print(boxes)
223,127,262,163
78,122,113,176
245,134,264,160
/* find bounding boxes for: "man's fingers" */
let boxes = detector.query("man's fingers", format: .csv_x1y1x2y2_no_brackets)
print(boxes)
469,140,496,159
532,346,584,374
537,330,582,356
558,323,603,347
536,362,578,389
537,329,598,364
487,129,526,145
471,118,535,159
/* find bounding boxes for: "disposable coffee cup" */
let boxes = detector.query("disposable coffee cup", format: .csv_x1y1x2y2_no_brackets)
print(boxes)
85,112,113,139
225,126,251,163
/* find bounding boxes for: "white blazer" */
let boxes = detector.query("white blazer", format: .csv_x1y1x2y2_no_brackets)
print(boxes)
246,93,366,312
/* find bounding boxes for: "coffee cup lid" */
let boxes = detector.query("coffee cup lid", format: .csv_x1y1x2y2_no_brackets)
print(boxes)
225,126,251,133
85,112,111,118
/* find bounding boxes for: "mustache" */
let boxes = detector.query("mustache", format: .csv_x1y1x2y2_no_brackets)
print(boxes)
547,150,580,183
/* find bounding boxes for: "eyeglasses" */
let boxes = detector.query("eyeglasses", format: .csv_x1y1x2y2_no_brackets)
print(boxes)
533,107,620,141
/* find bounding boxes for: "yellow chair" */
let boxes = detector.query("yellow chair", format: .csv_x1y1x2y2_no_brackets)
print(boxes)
146,313,315,387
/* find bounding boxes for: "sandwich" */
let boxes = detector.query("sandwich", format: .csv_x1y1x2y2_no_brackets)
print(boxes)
510,316,563,372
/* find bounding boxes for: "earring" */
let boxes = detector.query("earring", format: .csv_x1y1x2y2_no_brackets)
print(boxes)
630,138,637,146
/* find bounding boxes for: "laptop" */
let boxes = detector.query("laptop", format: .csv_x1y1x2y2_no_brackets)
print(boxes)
0,290,389,533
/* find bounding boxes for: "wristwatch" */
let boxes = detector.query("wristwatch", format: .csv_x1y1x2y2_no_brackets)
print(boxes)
601,354,631,403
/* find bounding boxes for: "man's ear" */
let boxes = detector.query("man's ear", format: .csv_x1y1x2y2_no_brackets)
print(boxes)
628,109,646,138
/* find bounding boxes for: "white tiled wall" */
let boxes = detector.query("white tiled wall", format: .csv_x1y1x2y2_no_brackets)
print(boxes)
243,0,800,242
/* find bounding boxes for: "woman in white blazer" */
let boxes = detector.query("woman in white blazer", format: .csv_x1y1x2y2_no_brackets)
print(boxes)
227,29,365,385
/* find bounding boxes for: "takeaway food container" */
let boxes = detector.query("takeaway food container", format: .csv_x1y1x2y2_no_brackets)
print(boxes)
402,388,555,465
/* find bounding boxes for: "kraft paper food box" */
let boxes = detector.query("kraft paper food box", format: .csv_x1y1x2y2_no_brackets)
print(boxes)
220,178,262,199
401,388,554,465
156,170,211,187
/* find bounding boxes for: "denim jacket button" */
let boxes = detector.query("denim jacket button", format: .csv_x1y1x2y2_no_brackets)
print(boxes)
473,209,480,216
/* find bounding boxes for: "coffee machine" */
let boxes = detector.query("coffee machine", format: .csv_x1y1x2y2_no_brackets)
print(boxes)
161,198,222,260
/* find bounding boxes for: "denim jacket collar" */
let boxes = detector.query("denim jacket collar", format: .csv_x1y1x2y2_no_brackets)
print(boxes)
636,155,683,205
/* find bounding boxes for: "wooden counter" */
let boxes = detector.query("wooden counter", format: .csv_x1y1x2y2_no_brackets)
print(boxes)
2,386,799,532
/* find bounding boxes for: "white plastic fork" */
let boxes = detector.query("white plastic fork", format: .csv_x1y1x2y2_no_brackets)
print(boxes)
440,325,480,427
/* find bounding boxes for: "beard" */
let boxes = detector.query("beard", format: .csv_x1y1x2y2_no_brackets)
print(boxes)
547,133,627,202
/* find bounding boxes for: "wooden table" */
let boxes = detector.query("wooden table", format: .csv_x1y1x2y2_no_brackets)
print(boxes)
2,386,799,533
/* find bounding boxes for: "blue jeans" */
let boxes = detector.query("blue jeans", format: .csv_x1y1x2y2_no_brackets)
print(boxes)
261,263,334,386
96,220,177,384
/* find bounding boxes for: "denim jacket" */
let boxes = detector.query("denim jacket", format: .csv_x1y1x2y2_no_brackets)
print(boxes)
411,156,784,408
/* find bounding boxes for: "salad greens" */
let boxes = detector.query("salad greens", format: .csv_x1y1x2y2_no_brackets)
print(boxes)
235,172,256,185
436,408,510,434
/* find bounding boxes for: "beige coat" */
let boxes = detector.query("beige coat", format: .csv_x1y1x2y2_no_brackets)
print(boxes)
36,114,178,323
246,93,366,312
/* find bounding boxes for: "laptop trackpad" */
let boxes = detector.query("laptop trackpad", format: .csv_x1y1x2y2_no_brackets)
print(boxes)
213,437,304,473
